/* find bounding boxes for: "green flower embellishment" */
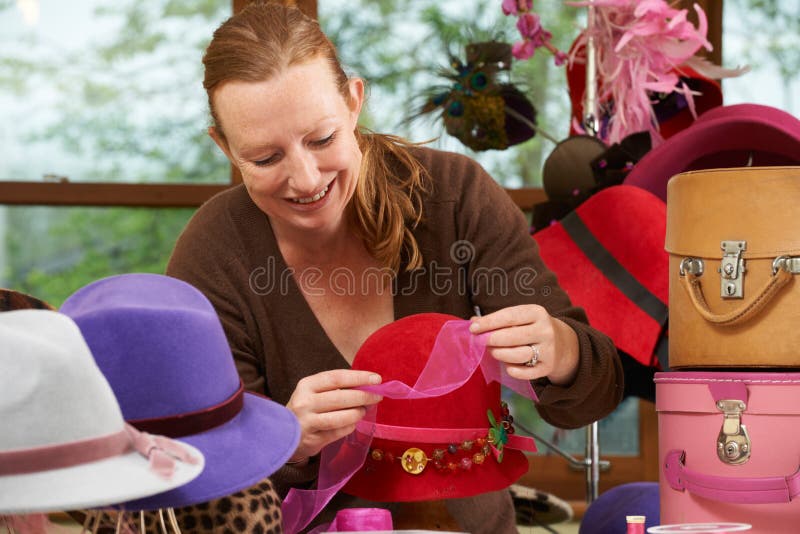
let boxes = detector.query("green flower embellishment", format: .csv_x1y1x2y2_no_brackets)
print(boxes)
487,409,508,463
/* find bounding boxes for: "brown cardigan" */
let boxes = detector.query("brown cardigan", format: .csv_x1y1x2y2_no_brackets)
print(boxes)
167,145,623,533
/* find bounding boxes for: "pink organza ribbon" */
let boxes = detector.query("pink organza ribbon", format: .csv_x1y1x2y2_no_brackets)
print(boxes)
0,514,47,534
357,423,493,443
281,320,538,534
0,424,199,479
0,514,85,534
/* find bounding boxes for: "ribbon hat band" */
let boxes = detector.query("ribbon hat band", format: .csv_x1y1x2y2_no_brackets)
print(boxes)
355,422,537,454
128,380,245,438
0,425,199,479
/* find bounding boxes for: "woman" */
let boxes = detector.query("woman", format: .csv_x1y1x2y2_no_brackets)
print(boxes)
167,2,623,532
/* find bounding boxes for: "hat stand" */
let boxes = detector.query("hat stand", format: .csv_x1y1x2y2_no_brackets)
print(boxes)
579,0,605,505
80,509,182,534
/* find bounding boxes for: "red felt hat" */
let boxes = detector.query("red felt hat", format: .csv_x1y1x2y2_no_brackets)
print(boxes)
533,186,668,367
623,103,800,201
341,313,530,502
567,37,722,142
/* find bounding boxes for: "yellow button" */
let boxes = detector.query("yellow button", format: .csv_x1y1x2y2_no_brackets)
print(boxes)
401,447,428,475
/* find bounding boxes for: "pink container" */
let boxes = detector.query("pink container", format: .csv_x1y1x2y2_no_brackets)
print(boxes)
655,372,800,533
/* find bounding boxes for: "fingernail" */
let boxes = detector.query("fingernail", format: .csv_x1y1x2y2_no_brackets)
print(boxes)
369,373,382,384
469,321,479,333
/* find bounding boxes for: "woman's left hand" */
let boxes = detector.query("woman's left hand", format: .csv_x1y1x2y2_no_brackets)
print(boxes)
469,304,579,386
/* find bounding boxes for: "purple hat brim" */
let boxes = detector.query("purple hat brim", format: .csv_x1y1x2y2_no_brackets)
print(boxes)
119,392,300,510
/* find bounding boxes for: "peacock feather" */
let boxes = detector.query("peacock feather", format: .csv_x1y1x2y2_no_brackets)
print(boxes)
409,41,538,151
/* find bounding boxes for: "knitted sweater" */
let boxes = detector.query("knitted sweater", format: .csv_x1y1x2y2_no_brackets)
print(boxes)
167,146,623,533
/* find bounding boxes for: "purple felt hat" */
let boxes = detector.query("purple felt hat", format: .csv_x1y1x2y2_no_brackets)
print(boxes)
624,103,800,201
60,273,300,510
579,482,660,534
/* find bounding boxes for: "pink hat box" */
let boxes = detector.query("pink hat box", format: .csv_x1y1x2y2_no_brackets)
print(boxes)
655,371,800,533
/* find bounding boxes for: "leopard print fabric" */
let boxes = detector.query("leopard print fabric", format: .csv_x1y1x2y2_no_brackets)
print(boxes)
70,478,283,533
143,479,283,534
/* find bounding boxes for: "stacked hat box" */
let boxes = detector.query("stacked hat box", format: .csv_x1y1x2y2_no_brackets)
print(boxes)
636,105,800,531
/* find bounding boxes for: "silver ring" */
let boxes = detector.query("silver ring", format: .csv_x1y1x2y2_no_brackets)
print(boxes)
525,344,540,367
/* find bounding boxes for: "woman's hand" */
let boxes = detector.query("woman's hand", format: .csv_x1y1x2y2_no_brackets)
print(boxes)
285,369,383,463
469,304,579,386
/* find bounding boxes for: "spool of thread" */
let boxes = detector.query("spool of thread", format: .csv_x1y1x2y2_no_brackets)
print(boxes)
645,523,752,533
327,508,393,532
627,515,646,534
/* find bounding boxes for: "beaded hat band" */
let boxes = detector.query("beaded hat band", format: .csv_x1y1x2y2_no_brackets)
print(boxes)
363,401,536,476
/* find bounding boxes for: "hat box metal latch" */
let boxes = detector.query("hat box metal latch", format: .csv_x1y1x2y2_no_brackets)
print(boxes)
719,240,746,298
716,399,751,465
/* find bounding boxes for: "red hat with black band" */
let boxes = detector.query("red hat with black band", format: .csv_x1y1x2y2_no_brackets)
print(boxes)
533,185,668,368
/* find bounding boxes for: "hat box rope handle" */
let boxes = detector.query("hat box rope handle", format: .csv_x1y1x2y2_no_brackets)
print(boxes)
679,258,794,326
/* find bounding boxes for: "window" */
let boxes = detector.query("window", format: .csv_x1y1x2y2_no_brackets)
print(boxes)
722,0,798,116
0,0,232,299
0,1,230,184
2,205,195,306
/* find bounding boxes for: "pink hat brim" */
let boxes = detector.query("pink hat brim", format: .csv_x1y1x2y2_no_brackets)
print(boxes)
624,104,800,201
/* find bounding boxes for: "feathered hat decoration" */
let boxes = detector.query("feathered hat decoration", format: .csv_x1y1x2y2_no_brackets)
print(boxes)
409,40,539,151
566,0,748,146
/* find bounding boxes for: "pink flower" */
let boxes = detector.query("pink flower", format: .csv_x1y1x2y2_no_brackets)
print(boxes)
516,12,542,39
503,0,566,66
534,28,553,47
512,40,536,60
502,0,533,16
501,0,518,15
553,50,568,66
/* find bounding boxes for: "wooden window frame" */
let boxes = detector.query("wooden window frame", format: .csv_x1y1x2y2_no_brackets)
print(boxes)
0,0,719,508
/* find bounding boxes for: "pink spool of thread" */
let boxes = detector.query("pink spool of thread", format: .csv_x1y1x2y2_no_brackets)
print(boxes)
646,522,752,533
326,508,393,532
627,515,646,534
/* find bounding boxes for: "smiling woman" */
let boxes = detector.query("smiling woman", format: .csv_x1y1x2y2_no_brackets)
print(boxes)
207,59,365,240
165,3,623,533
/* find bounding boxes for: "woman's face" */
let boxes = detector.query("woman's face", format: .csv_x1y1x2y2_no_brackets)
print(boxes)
210,57,364,238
